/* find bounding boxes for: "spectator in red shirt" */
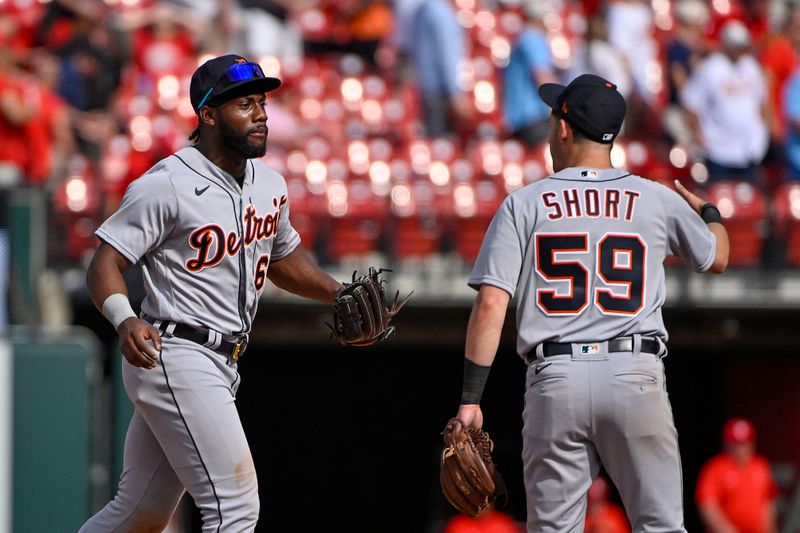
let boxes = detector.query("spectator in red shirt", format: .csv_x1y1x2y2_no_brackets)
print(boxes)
0,44,38,185
24,49,76,185
695,417,778,533
760,4,800,145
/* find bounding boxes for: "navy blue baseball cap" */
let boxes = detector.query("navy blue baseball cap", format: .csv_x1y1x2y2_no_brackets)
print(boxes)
190,54,281,112
538,74,627,144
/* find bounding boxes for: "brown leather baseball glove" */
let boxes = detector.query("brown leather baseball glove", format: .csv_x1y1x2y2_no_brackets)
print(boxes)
440,418,506,517
328,268,411,347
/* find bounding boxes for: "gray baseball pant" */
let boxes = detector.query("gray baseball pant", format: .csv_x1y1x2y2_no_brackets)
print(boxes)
522,340,687,533
79,336,258,533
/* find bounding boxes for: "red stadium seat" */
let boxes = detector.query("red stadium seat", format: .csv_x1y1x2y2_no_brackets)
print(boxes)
705,180,767,267
389,180,444,259
286,178,319,251
771,183,800,266
452,180,505,263
325,179,388,262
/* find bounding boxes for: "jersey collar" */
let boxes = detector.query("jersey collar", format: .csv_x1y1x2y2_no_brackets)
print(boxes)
549,167,631,182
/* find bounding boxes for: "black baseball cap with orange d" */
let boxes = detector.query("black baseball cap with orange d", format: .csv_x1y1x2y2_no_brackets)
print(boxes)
190,54,281,112
538,74,627,144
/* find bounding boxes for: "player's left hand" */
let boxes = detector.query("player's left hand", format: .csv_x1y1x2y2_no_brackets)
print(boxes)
456,404,484,430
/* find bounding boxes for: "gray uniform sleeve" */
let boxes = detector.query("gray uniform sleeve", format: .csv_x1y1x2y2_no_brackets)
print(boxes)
95,171,178,264
468,195,524,295
270,199,301,261
662,187,716,272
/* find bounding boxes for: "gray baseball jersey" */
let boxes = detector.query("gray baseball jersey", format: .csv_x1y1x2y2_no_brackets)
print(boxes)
469,167,715,356
96,146,300,336
81,146,300,532
470,166,716,532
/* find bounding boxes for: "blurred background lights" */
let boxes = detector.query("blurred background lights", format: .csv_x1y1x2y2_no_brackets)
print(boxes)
327,181,348,217
454,184,476,218
341,77,363,103
718,197,735,218
789,188,800,219
66,176,88,212
691,162,709,184
259,55,281,78
610,144,626,168
391,184,413,217
429,161,451,186
712,0,731,14
305,160,327,185
669,146,688,169
474,80,496,114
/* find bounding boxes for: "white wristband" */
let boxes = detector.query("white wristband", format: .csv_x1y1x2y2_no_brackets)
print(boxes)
101,293,136,331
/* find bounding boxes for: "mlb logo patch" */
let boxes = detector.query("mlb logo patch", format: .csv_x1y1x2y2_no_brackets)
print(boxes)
580,170,598,178
580,344,600,355
602,133,613,141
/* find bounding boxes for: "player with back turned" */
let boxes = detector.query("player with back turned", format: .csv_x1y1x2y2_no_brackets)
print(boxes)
450,74,730,532
78,54,404,532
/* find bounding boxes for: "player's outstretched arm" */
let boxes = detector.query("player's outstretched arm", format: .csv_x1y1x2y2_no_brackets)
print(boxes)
267,247,342,303
456,285,511,429
86,243,161,369
674,180,729,274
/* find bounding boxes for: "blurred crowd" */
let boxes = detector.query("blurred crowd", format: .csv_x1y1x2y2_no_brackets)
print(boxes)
2,0,800,269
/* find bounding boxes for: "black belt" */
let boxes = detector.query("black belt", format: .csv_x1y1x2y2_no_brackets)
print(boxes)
527,336,660,363
142,313,248,362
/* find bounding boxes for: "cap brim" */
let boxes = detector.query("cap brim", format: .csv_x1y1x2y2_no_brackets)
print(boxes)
538,83,565,109
213,76,282,102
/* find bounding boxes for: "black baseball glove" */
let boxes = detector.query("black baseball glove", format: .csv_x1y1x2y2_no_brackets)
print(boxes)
328,268,412,347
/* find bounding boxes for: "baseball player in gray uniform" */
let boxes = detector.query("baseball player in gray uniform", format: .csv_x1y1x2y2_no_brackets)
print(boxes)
79,54,344,532
452,74,730,532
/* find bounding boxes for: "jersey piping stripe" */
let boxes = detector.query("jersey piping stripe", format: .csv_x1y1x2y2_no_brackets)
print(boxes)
172,153,249,334
172,153,231,192
160,349,224,532
547,172,632,183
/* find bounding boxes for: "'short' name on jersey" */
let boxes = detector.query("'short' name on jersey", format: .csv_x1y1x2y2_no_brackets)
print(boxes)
540,188,641,221
185,195,287,272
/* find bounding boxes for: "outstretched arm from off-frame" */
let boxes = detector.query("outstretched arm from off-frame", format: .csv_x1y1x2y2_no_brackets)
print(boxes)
456,285,511,429
86,243,162,369
673,180,729,274
267,246,342,303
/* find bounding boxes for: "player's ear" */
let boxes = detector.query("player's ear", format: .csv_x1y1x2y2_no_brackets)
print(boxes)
198,106,216,128
559,118,569,143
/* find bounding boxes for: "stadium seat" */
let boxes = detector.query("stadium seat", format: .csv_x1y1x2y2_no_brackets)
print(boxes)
389,180,444,259
324,179,388,263
705,180,767,267
452,179,505,263
286,178,319,251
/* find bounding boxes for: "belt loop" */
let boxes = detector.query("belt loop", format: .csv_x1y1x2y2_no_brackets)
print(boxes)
164,322,177,337
656,337,668,359
535,343,544,362
203,330,222,351
632,334,642,358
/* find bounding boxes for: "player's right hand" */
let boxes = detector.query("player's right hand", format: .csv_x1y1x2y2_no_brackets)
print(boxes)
456,404,484,430
117,317,162,370
673,179,709,214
